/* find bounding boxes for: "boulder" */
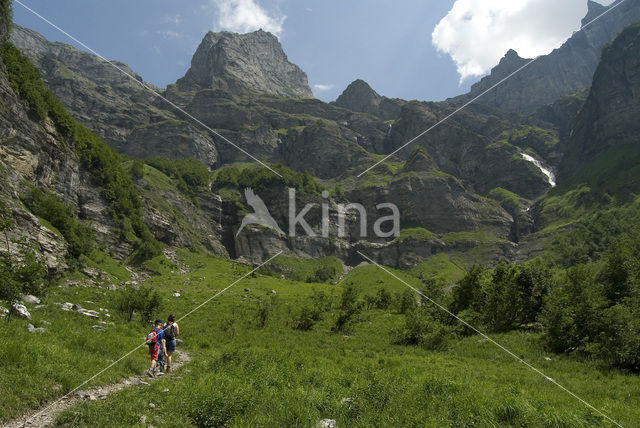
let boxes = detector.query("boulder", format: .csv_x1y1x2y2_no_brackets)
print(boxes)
21,294,40,304
11,303,31,319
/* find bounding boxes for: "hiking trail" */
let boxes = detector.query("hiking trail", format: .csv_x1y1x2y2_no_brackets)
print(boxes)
5,350,191,428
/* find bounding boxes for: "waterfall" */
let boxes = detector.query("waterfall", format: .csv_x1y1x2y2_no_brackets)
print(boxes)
521,153,556,187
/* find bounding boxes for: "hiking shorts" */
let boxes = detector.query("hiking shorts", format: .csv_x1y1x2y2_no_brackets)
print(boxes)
166,339,176,353
149,344,159,361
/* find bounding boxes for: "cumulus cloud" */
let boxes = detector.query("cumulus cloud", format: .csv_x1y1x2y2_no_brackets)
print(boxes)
211,0,286,37
432,0,615,82
313,84,334,91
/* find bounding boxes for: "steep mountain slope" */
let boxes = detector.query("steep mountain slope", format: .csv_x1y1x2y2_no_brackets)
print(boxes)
457,0,640,114
558,20,640,195
7,22,568,268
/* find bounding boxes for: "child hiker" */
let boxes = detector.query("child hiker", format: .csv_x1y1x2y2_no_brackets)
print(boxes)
146,319,167,378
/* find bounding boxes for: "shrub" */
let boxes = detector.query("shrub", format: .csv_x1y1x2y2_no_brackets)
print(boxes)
391,307,452,351
214,163,323,195
144,157,210,196
396,289,417,314
113,285,163,323
332,284,362,332
255,294,278,328
375,287,393,310
0,241,47,318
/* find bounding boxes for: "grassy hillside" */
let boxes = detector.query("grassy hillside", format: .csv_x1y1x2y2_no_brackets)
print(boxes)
1,250,638,427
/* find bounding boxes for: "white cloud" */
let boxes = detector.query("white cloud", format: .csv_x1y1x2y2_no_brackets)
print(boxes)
156,30,182,40
432,0,615,82
211,0,286,37
313,84,334,91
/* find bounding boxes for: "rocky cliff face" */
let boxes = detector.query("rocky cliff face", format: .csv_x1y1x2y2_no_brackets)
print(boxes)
6,22,569,268
559,20,640,191
457,0,640,115
9,25,220,169
177,30,313,99
333,79,405,120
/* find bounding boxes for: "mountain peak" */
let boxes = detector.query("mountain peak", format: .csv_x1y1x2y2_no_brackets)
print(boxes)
582,0,608,26
177,30,313,99
334,79,382,112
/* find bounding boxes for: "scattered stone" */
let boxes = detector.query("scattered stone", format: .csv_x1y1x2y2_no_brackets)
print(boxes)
81,267,101,279
269,290,277,295
60,302,73,311
34,304,45,309
21,294,40,304
162,389,169,393
172,292,181,297
11,303,31,319
0,306,8,318
52,384,62,391
92,325,106,331
88,394,97,401
148,402,156,409
108,285,117,291
340,397,354,405
544,357,552,361
139,380,150,386
140,415,147,424
244,288,250,292
318,419,337,428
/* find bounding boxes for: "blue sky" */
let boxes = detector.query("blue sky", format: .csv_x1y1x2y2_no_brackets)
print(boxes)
12,0,609,102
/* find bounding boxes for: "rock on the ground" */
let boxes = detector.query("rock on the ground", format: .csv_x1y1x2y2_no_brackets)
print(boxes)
318,419,337,428
92,325,106,331
269,290,277,295
148,402,156,409
244,288,250,292
108,285,117,291
172,292,181,297
11,303,31,319
0,306,8,318
41,320,51,325
21,294,40,304
60,302,73,311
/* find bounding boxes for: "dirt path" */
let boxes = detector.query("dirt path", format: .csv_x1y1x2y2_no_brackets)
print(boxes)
5,350,191,428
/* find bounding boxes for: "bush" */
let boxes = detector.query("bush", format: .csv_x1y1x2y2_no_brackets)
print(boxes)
0,241,47,317
214,164,323,195
113,285,163,323
391,307,452,351
332,284,362,332
375,287,393,310
255,294,278,328
144,157,210,196
396,289,417,314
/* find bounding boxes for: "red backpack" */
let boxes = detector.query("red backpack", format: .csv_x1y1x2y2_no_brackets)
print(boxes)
146,327,160,346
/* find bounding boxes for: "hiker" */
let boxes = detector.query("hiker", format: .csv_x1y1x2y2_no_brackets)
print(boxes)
163,314,179,372
146,319,167,378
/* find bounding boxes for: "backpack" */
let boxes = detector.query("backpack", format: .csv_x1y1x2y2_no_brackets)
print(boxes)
146,327,160,346
164,323,175,341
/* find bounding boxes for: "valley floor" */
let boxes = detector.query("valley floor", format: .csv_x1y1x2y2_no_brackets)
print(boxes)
1,251,638,427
